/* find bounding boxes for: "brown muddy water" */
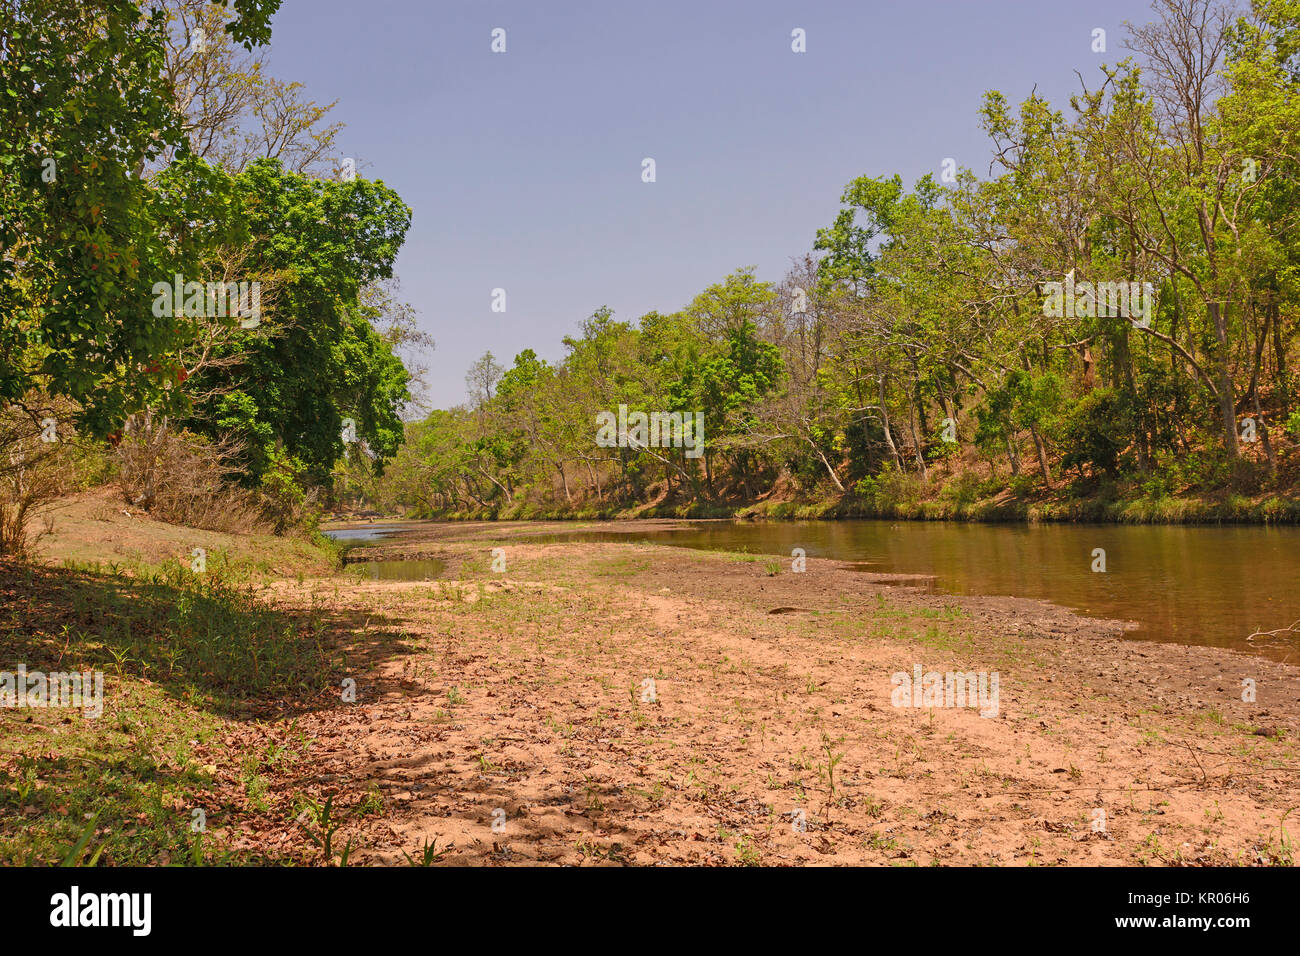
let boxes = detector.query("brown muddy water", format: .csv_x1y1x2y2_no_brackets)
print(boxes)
328,520,1300,662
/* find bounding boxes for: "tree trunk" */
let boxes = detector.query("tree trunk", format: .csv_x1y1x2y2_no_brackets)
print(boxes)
1208,301,1240,458
907,400,928,481
1272,302,1289,418
1030,425,1053,488
877,377,903,470
1253,389,1276,473
1005,436,1021,476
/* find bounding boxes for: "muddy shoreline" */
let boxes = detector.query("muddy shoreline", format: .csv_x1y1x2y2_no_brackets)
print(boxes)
261,521,1299,865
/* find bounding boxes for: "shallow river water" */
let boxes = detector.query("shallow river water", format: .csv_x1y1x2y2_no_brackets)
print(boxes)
327,520,1300,661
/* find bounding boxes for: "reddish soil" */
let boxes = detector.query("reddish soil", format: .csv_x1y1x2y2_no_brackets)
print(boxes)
219,522,1300,866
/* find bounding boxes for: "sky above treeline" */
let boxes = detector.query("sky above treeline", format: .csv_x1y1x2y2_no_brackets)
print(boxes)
265,0,1158,409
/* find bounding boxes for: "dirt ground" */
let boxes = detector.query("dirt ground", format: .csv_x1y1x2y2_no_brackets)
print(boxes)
195,520,1300,866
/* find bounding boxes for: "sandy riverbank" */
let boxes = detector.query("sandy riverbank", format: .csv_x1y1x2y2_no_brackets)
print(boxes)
246,520,1299,865
5,505,1296,865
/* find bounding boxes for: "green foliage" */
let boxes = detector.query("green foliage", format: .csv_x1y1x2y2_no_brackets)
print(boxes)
2,1,417,532
1286,410,1300,440
0,0,189,435
854,466,923,510
207,0,283,49
1058,389,1132,480
180,159,412,485
974,371,1064,455
258,450,317,533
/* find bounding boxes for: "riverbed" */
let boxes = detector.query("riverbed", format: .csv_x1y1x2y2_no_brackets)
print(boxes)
324,518,1300,661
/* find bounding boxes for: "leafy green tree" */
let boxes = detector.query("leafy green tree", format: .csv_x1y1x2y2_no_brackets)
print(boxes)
973,371,1064,484
1,0,189,434
1058,388,1132,481
185,158,413,483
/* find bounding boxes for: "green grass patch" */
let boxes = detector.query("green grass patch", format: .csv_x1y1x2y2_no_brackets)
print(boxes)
0,558,343,865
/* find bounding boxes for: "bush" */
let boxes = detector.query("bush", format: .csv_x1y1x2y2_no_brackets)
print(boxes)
1058,388,1132,480
257,451,320,534
940,470,984,508
116,412,267,533
0,402,75,557
855,465,923,510
1008,472,1038,498
1138,473,1174,499
1286,410,1300,441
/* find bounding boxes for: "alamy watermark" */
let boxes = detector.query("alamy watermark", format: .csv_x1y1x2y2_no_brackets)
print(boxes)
152,275,261,328
50,886,150,936
1,665,104,718
891,664,999,717
595,405,704,459
1042,271,1156,328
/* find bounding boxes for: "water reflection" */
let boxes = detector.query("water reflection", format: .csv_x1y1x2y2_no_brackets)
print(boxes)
356,558,446,581
541,521,1300,660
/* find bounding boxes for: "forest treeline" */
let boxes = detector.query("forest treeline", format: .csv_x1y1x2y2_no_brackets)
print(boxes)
353,0,1300,521
5,1,1300,553
1,0,426,553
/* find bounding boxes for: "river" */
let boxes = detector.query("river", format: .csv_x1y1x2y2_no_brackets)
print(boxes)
326,519,1300,661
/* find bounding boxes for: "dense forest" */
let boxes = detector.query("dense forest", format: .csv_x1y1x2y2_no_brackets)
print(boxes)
1,0,424,553
348,0,1300,522
4,0,1300,551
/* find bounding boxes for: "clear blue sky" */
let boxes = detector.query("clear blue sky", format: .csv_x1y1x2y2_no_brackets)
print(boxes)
264,0,1156,408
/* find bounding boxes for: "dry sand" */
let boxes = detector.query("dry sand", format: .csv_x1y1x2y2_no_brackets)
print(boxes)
199,520,1300,866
